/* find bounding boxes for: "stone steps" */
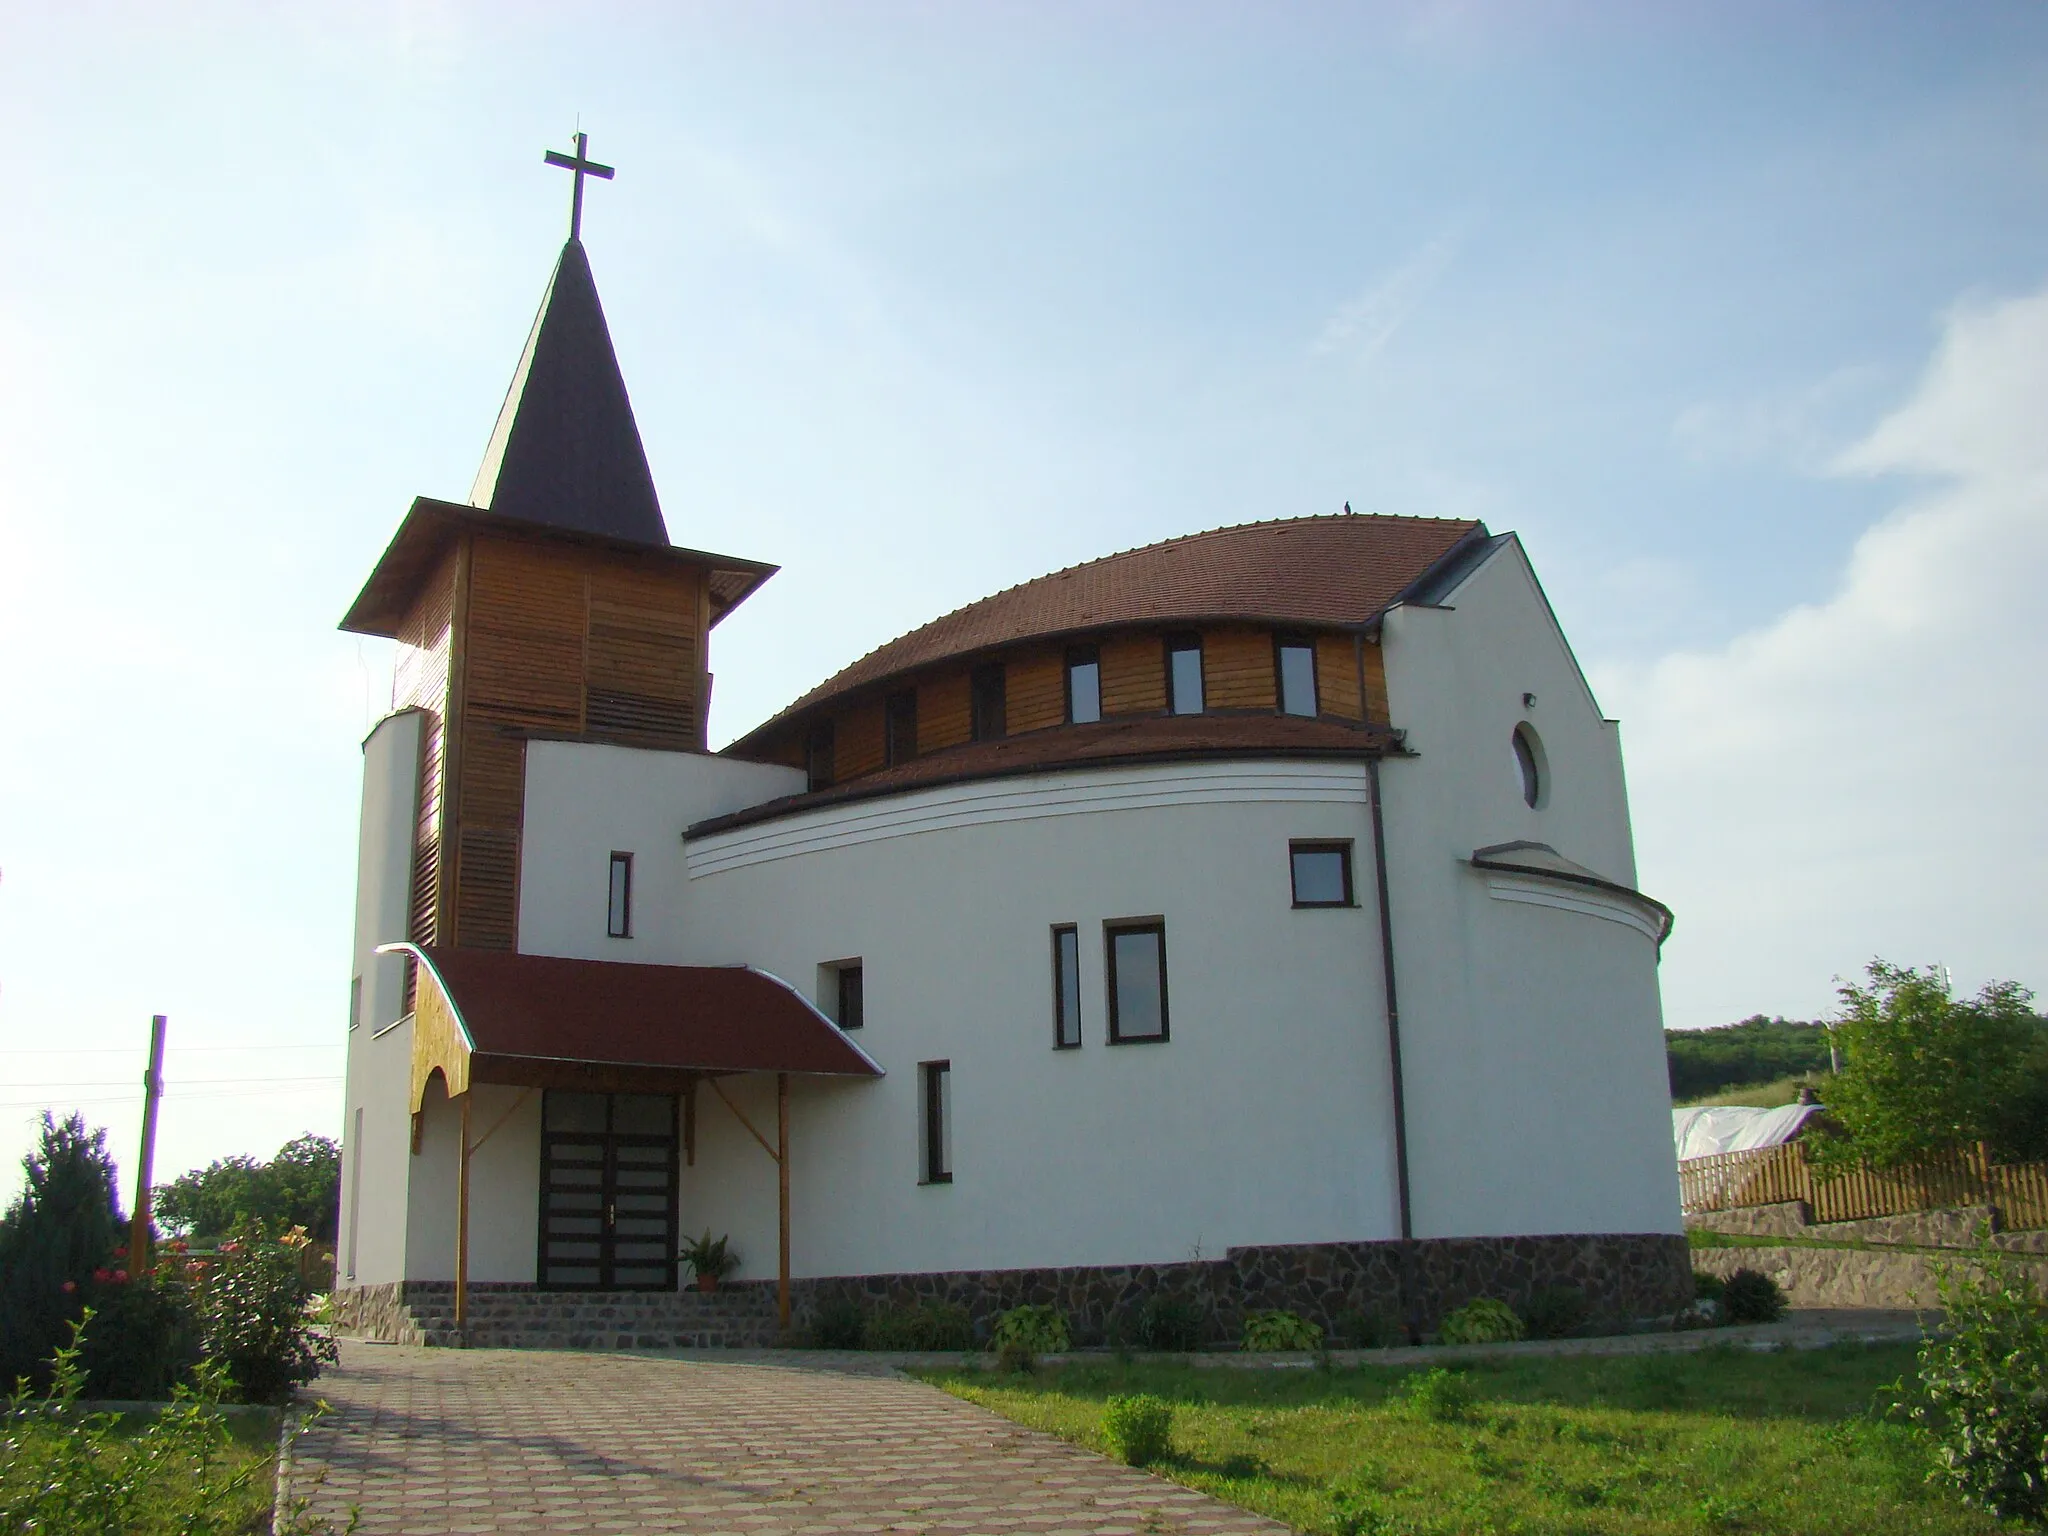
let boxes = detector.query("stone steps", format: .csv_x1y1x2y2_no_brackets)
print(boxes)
394,1286,786,1350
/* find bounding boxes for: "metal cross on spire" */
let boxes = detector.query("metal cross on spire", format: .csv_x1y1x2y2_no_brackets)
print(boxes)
544,131,615,241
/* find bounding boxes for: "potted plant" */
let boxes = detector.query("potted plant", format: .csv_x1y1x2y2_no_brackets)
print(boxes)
680,1229,739,1293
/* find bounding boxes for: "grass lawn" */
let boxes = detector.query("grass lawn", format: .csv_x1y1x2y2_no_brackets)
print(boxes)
0,1406,283,1534
917,1341,2002,1535
1673,1075,1820,1109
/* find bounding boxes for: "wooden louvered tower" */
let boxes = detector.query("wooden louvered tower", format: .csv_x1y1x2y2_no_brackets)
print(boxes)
341,237,776,963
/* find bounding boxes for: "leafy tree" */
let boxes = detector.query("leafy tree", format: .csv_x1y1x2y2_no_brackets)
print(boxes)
1665,1015,1833,1100
1821,961,2040,1168
156,1134,340,1247
0,1113,124,1389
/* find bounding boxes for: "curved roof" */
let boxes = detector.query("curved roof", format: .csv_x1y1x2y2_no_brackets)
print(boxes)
734,513,1484,747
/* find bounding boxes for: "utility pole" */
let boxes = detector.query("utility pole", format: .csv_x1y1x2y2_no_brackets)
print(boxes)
128,1015,166,1278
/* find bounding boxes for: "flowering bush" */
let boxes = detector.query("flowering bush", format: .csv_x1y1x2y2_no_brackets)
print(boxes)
76,1267,200,1400
188,1223,336,1405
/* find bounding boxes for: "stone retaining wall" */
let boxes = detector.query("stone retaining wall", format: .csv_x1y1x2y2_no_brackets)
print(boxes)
333,1233,1692,1348
1690,1243,2048,1310
1687,1202,2048,1253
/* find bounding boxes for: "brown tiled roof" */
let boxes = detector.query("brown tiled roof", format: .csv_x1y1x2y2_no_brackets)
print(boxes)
692,713,1398,838
732,513,1482,748
411,946,881,1077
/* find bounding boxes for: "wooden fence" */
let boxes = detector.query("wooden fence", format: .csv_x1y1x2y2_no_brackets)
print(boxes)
1678,1140,2048,1229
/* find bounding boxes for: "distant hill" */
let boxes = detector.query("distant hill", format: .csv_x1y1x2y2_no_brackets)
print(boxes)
1666,1016,1832,1101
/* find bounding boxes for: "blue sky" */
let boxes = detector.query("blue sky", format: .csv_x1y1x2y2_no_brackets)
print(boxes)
2,1,2045,1203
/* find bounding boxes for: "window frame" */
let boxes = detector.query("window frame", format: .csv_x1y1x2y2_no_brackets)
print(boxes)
1051,924,1082,1049
970,661,1008,742
1065,644,1102,725
884,688,919,767
606,851,634,939
1165,632,1204,716
919,1060,953,1184
1104,918,1170,1045
835,962,865,1030
1289,840,1356,908
805,719,836,791
1274,632,1319,718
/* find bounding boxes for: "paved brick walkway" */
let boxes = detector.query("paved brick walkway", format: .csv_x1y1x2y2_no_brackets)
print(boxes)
285,1342,1290,1535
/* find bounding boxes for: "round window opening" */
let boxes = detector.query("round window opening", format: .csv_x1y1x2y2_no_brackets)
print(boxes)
1512,723,1544,809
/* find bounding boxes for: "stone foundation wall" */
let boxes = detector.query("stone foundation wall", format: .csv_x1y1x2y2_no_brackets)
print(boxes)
1692,1244,2048,1310
1687,1202,2048,1253
330,1233,1691,1348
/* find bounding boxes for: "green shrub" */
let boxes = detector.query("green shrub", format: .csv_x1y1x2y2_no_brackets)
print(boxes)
189,1223,336,1405
1719,1268,1786,1326
1334,1308,1402,1349
862,1300,973,1352
0,1113,124,1392
1911,1238,2048,1525
990,1304,1069,1368
1693,1269,1726,1303
1135,1293,1203,1352
1401,1366,1476,1422
1241,1309,1323,1351
808,1297,865,1350
1101,1392,1174,1466
76,1272,200,1399
1437,1297,1525,1345
1521,1285,1590,1341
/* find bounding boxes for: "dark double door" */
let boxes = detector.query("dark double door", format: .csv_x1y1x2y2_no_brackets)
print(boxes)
539,1091,678,1290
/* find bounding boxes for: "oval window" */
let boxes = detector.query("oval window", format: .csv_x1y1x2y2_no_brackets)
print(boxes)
1512,724,1543,809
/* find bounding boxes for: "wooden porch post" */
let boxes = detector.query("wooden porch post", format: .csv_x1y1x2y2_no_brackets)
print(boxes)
776,1072,790,1331
455,1092,472,1332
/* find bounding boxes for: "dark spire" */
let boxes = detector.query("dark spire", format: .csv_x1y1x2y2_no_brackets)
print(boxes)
469,238,669,546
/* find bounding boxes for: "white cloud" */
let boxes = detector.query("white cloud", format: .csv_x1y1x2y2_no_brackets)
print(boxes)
1312,219,1470,363
1602,285,2048,1030
1671,364,1888,472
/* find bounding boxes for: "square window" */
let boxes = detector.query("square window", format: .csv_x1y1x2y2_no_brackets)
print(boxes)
806,720,836,791
1166,634,1204,715
1290,841,1354,907
607,852,633,938
920,1060,952,1183
1276,635,1318,717
971,662,1007,742
1051,925,1081,1048
1066,645,1102,724
885,689,919,766
836,963,865,1030
1105,920,1169,1043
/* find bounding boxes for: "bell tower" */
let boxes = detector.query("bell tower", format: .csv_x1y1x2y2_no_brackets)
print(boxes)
340,138,776,962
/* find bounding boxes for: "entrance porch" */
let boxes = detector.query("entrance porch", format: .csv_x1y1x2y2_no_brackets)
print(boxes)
385,943,883,1336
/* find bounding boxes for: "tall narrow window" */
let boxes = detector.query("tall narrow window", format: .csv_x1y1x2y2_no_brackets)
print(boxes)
971,662,1007,742
607,852,633,938
1290,841,1355,907
885,689,919,766
1066,645,1102,724
1513,724,1544,808
920,1061,953,1184
344,1105,364,1282
1276,634,1318,717
349,975,362,1032
1051,925,1081,1048
1166,633,1204,715
1105,920,1169,1043
806,719,836,791
836,963,865,1030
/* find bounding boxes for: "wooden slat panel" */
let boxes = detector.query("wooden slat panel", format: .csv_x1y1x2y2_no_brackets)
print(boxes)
458,725,527,831
836,701,885,779
1204,626,1276,711
918,670,972,754
1006,648,1065,734
455,828,519,951
1317,634,1362,720
585,690,697,749
1101,634,1165,717
1363,639,1389,722
466,538,586,727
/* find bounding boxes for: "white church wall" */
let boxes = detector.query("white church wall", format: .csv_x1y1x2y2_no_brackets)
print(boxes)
517,740,805,961
678,761,1403,1281
462,1085,542,1283
340,710,423,1289
1379,537,1682,1239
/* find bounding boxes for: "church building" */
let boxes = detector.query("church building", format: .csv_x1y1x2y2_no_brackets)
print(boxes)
333,148,1688,1348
